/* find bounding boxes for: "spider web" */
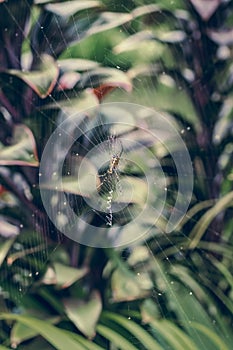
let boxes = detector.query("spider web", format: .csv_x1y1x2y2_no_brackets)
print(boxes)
0,2,229,349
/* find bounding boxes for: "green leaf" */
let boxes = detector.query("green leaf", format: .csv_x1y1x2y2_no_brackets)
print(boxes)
58,59,99,72
77,67,132,92
0,218,19,238
7,55,59,98
208,28,233,45
97,324,138,350
103,312,163,350
10,317,60,347
0,124,39,166
63,329,105,350
191,323,229,350
140,299,160,323
146,317,198,350
53,262,89,288
45,0,101,17
64,291,102,339
0,237,15,266
189,191,233,249
111,266,151,302
0,314,84,350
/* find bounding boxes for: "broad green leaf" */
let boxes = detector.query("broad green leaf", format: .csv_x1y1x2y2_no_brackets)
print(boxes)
58,59,99,72
0,218,19,238
114,31,161,54
140,299,160,323
0,124,39,166
131,4,161,19
64,291,102,338
0,314,84,350
96,324,138,350
189,191,233,249
85,12,131,37
127,246,150,266
45,1,101,17
208,28,233,45
10,317,60,347
77,67,132,92
111,266,151,302
0,346,11,350
7,55,59,98
53,262,89,288
103,312,163,350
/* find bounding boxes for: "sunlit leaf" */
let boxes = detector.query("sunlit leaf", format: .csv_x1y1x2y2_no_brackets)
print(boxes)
189,0,221,21
53,262,89,288
0,124,39,166
58,58,99,72
0,314,84,350
77,67,132,92
111,266,151,302
0,218,19,238
64,291,102,338
7,55,59,98
140,299,161,323
208,29,233,45
45,0,101,17
10,317,60,347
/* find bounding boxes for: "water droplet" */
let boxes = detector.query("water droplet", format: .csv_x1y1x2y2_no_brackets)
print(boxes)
189,291,193,295
35,271,39,275
39,172,42,177
19,224,23,228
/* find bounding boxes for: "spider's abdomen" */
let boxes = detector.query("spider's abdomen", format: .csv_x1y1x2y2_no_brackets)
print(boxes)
108,156,120,174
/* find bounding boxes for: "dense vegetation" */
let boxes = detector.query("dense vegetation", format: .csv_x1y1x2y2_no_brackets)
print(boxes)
0,0,233,349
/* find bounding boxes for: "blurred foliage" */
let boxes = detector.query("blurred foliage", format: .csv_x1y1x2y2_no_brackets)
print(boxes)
0,0,233,349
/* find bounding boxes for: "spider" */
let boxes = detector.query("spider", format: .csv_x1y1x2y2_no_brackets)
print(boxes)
96,136,123,191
